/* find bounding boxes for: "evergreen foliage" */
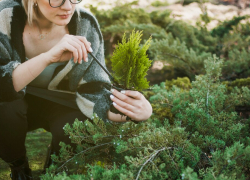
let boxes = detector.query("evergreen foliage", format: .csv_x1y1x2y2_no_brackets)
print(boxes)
89,1,152,30
111,30,152,91
41,57,250,179
89,2,250,82
149,34,212,80
222,48,250,80
211,16,247,37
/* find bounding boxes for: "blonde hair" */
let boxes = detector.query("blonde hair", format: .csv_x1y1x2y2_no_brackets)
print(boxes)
22,0,37,25
21,0,81,26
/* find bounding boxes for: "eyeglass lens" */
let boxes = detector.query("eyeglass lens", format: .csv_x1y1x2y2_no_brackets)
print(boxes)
49,0,81,8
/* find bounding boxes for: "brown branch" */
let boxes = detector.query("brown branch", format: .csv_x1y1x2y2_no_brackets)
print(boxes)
136,147,171,180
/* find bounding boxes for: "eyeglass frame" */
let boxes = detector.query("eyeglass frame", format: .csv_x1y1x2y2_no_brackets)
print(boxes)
49,0,82,8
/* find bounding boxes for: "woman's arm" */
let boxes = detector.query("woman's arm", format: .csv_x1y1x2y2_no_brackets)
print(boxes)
107,89,153,122
13,35,92,92
12,53,51,92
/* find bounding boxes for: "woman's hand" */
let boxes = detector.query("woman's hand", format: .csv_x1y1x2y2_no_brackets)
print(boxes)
110,89,152,122
45,34,92,64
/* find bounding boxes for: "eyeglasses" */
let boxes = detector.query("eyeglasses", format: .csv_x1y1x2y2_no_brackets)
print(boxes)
49,0,82,8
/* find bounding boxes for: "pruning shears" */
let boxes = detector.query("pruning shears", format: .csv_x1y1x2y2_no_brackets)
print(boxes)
88,52,124,91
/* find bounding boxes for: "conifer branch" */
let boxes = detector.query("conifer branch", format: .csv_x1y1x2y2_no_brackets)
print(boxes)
218,154,245,176
167,150,181,173
71,135,138,140
162,52,188,64
111,30,152,91
57,142,112,171
180,146,199,162
136,147,169,180
206,87,209,108
161,53,197,75
206,85,210,119
150,161,164,179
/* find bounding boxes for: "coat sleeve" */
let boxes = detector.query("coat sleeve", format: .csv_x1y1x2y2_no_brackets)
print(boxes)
0,33,26,102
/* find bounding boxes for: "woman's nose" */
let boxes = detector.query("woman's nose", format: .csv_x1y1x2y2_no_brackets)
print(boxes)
60,0,72,11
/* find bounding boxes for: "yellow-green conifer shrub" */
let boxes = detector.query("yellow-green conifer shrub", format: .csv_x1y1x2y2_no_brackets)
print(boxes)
223,77,250,92
110,30,152,91
165,77,192,90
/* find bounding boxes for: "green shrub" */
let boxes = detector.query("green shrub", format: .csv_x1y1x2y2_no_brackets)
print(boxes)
90,2,250,82
41,56,250,180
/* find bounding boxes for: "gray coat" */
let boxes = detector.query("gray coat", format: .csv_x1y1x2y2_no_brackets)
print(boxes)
0,0,113,122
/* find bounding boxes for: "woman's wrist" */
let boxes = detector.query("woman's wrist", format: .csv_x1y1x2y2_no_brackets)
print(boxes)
107,110,128,122
107,110,144,123
42,52,53,66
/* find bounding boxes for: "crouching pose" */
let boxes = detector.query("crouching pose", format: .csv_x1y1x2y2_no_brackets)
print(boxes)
0,0,152,179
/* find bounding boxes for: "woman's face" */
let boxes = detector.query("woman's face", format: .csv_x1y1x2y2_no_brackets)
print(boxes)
36,0,76,26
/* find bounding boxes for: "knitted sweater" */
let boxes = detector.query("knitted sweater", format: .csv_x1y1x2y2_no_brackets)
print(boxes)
0,0,113,122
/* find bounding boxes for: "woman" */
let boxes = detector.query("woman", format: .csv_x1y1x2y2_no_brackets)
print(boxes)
0,0,152,179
